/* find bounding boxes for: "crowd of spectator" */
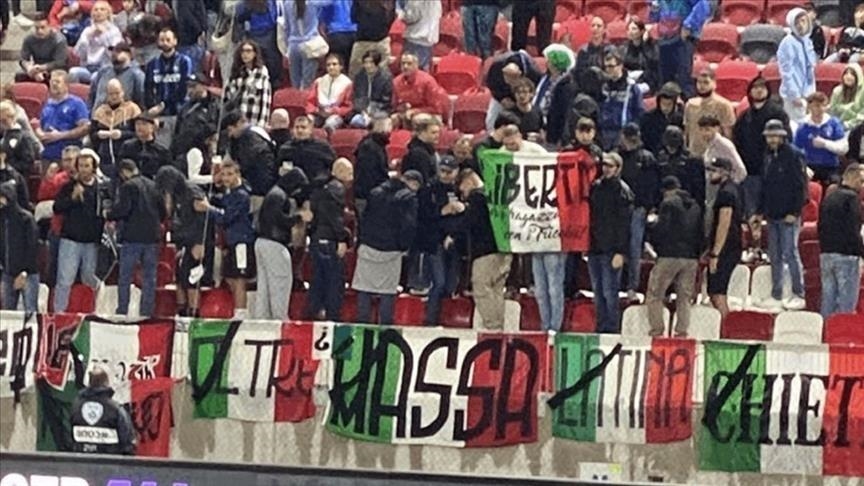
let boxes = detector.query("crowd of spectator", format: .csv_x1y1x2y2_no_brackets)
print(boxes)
1,0,863,337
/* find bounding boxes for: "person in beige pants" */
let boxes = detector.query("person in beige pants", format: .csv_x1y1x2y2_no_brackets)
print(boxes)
472,253,513,329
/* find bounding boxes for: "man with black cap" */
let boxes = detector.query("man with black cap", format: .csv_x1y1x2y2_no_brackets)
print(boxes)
618,123,660,301
118,113,172,180
646,175,702,337
656,125,705,211
352,170,422,325
89,42,146,109
589,152,634,333
706,157,743,319
172,72,219,159
640,81,684,155
756,119,808,312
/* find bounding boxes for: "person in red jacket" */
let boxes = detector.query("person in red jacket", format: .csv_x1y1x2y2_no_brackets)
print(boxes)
391,52,445,129
305,54,354,132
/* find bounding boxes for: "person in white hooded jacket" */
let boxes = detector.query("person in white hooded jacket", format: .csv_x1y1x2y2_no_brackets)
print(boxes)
777,8,817,125
400,0,442,72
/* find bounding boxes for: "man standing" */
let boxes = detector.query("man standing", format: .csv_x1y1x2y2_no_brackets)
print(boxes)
401,115,442,185
0,100,39,176
756,120,808,312
819,164,864,318
589,153,634,334
306,158,354,321
89,42,145,108
69,366,135,455
352,171,422,324
223,111,276,209
684,70,735,158
700,114,747,231
656,125,705,210
354,116,392,219
144,27,192,147
510,0,554,54
778,8,817,124
277,115,336,182
461,0,498,60
706,158,743,319
649,0,711,98
401,0,442,72
640,82,683,155
0,181,39,313
52,149,106,313
646,176,702,337
17,13,68,83
119,113,172,180
37,70,91,164
793,92,848,184
172,73,219,159
107,159,165,317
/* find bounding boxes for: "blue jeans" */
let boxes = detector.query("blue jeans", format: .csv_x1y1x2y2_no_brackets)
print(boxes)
117,243,158,316
627,207,647,292
305,240,344,320
820,253,861,318
288,43,319,89
53,239,100,313
461,4,498,59
531,253,567,331
425,246,461,325
403,41,433,71
1,272,40,313
766,218,804,300
588,253,622,333
659,37,695,98
357,292,395,325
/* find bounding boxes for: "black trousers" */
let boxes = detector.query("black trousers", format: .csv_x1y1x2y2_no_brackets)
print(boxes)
510,0,555,53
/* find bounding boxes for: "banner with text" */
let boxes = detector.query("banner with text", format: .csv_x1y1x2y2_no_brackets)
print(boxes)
0,311,37,399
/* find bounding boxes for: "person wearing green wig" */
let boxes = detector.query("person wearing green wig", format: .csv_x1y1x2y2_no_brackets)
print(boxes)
535,43,575,146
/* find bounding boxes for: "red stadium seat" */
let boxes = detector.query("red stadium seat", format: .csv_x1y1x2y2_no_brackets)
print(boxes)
153,288,177,318
766,1,801,25
563,300,596,333
697,23,740,63
859,288,864,314
452,87,491,134
436,128,463,153
389,19,405,45
714,60,760,102
387,129,413,163
804,268,822,313
440,297,474,328
584,0,626,23
343,248,357,285
721,0,765,26
68,83,90,101
518,295,542,331
435,52,482,95
436,11,464,57
17,98,42,122
824,313,864,344
272,88,308,122
341,290,366,323
721,311,775,341
816,62,847,96
330,129,368,161
802,181,823,223
761,61,781,94
393,295,426,326
48,284,96,314
606,20,628,44
555,0,581,23
799,240,821,271
799,222,818,242
200,288,235,318
492,19,510,53
11,82,48,102
629,1,652,22
556,18,593,50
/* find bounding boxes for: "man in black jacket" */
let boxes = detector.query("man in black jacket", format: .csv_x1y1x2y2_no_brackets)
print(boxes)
0,181,39,313
52,149,107,313
618,123,660,301
589,152,634,333
306,158,354,321
254,167,310,320
224,110,277,215
732,77,790,261
352,171,421,324
401,115,441,184
453,168,511,329
484,51,543,132
171,73,219,159
119,114,172,180
0,146,30,210
277,115,336,183
646,176,702,337
107,159,165,317
354,116,391,218
639,82,683,155
0,100,40,176
69,366,135,455
656,126,705,210
819,163,864,317
756,120,808,312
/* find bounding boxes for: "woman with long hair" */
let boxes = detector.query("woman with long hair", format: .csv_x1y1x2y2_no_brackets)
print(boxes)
829,63,864,130
621,19,660,96
223,39,272,127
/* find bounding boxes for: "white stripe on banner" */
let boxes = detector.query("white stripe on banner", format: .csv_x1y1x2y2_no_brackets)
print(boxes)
595,335,651,444
760,343,829,475
507,153,563,253
87,321,143,404
226,321,281,422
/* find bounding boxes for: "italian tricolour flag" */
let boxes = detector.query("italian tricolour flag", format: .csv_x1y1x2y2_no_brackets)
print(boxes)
479,150,593,253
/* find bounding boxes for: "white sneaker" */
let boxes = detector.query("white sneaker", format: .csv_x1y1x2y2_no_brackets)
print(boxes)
13,14,34,29
741,249,757,264
626,290,639,302
783,296,806,311
756,297,784,312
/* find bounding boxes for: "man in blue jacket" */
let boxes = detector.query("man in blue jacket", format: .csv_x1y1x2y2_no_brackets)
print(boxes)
650,0,711,98
777,8,817,124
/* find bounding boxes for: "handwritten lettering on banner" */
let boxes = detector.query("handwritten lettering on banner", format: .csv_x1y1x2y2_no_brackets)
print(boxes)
326,326,548,447
549,335,695,444
0,311,37,399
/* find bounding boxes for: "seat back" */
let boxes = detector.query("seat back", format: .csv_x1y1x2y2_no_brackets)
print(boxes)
773,311,824,344
679,305,722,341
697,23,740,63
435,52,482,95
199,287,235,318
452,88,491,133
563,300,596,333
518,295,542,331
440,297,474,328
721,0,766,26
714,60,759,100
622,304,669,337
393,295,426,326
721,311,775,341
824,313,864,344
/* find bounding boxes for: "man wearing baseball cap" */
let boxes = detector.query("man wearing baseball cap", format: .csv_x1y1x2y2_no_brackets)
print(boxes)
705,157,743,319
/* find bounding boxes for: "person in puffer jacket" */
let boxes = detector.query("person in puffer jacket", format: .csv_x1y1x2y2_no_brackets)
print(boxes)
598,51,643,151
777,8,817,123
829,63,864,130
0,181,39,313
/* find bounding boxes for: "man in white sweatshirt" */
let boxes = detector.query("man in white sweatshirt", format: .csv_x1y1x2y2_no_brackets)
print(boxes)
401,0,442,71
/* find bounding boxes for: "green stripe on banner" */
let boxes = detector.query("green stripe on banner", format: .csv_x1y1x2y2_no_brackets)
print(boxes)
188,320,233,419
552,334,601,441
698,341,766,472
479,148,513,253
327,325,404,443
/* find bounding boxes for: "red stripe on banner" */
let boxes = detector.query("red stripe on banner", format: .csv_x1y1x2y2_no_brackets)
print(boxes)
135,319,175,379
37,314,84,388
645,338,695,443
130,377,174,457
555,151,595,252
274,323,318,422
464,333,547,447
822,346,864,477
